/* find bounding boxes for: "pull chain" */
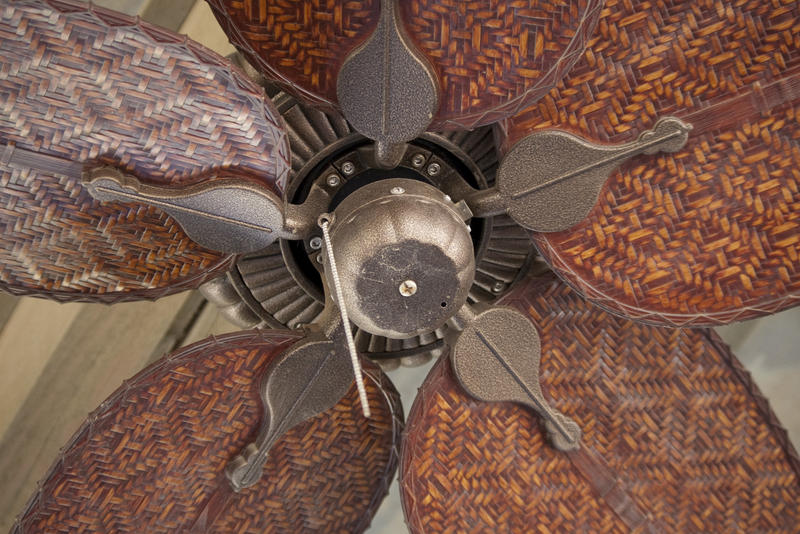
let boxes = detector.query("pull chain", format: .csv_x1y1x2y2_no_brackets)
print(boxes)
319,215,371,418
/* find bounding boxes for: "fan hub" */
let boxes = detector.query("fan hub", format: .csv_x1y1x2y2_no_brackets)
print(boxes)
323,179,475,339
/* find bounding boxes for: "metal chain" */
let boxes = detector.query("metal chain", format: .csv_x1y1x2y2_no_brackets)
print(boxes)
319,218,371,418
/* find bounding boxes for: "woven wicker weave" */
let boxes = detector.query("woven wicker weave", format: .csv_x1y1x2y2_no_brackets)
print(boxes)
206,0,602,130
13,330,403,534
0,0,290,303
400,273,800,533
499,0,800,326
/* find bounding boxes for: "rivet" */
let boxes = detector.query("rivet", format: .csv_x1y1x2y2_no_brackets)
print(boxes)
399,280,418,297
426,162,441,176
326,174,340,187
309,237,322,250
391,186,405,195
341,161,355,175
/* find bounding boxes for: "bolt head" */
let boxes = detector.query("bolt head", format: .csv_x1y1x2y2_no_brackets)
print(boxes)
326,174,340,187
309,237,323,250
341,161,355,175
399,280,418,297
411,154,426,167
426,162,441,176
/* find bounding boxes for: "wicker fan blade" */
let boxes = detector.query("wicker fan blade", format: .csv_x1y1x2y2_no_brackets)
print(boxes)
13,330,402,534
0,0,290,303
400,273,800,533
206,0,602,131
495,0,800,326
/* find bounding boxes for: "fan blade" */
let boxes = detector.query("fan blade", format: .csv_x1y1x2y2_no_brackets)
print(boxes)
494,0,800,326
206,0,602,131
0,1,290,303
401,273,800,533
12,329,402,533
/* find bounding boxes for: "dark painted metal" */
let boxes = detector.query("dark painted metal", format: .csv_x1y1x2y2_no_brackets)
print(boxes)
225,320,353,491
336,0,438,168
450,305,581,451
468,117,691,232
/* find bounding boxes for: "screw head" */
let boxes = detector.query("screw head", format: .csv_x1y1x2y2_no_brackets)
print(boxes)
316,253,324,264
426,162,441,176
309,237,323,250
341,161,355,175
326,174,340,187
411,154,426,167
399,280,418,297
492,281,506,294
390,186,405,195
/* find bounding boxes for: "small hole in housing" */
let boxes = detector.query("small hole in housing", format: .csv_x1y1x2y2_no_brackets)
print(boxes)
440,302,447,307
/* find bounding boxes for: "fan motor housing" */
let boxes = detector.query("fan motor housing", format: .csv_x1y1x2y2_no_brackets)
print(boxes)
323,179,475,339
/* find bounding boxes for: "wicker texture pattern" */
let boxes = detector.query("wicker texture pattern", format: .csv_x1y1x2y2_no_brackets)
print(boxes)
500,0,800,326
400,274,800,533
13,330,403,534
207,0,601,130
0,0,290,303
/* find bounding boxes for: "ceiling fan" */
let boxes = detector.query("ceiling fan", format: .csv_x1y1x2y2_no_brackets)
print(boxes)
2,0,799,532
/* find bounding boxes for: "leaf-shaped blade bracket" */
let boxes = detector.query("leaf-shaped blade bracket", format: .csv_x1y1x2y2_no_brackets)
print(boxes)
466,117,692,232
83,167,292,254
449,305,581,451
225,325,355,492
336,0,439,168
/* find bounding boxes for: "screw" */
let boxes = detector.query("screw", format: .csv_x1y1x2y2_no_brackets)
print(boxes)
492,281,506,294
309,237,322,250
390,186,405,195
399,280,418,297
341,161,355,175
316,254,324,264
411,154,426,167
326,174,340,187
426,162,441,176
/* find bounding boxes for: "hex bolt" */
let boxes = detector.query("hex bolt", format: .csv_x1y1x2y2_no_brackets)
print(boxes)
326,174,341,187
341,161,356,175
411,154,426,167
309,237,323,250
426,162,441,176
399,280,418,297
391,186,405,195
